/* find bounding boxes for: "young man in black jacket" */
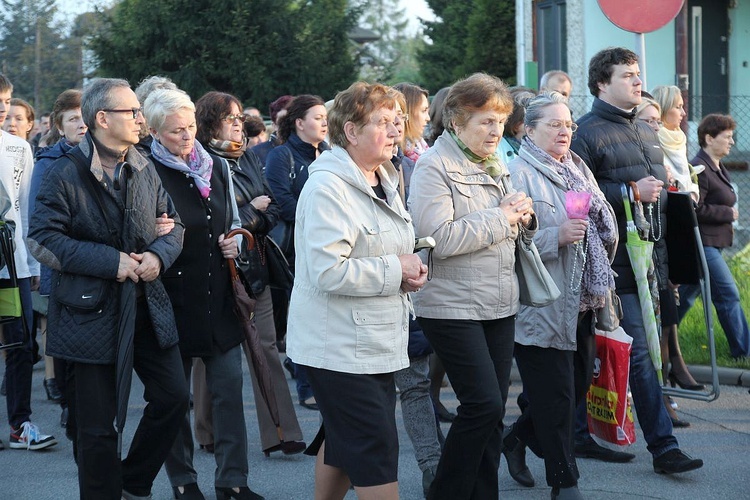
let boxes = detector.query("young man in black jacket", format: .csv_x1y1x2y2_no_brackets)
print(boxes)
570,47,703,475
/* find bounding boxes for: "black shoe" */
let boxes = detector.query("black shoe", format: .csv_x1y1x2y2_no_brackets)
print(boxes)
502,426,535,487
668,371,705,391
653,449,703,474
173,483,205,499
60,407,68,428
434,402,456,423
263,440,306,457
300,397,318,411
283,357,296,379
43,378,63,402
215,486,264,499
575,436,635,463
422,466,436,498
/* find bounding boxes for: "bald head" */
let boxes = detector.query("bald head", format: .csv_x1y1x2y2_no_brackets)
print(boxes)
540,70,573,98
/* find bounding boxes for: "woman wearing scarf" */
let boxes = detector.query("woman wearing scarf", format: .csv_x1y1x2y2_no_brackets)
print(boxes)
194,91,305,458
506,92,618,500
144,89,264,500
651,85,701,202
409,73,536,500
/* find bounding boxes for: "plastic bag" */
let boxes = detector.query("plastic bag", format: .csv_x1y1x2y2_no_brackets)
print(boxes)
586,326,636,446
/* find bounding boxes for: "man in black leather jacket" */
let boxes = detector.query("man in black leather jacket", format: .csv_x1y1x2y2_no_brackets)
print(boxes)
570,47,703,476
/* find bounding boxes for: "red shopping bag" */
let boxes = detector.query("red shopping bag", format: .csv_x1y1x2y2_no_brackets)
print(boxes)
586,327,636,446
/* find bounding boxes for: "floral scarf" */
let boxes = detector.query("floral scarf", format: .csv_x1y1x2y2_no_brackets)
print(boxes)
404,137,429,163
151,138,213,198
521,137,617,311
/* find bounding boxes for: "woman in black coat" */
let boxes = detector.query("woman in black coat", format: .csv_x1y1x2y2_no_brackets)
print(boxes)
143,88,264,500
194,90,305,457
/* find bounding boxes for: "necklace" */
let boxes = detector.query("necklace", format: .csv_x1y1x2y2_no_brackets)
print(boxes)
647,195,662,242
569,229,588,292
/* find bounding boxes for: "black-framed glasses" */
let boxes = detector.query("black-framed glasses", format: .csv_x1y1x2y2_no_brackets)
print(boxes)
222,114,247,124
102,108,143,119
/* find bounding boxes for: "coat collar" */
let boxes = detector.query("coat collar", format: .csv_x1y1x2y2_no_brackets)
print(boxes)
80,132,150,182
591,98,637,125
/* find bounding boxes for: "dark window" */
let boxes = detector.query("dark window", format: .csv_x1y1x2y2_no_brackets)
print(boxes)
535,0,567,75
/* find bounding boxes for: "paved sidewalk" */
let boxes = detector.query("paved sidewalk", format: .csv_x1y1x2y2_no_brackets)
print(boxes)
0,354,748,499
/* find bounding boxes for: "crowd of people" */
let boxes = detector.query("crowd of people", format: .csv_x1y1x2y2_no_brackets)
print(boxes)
1,44,747,499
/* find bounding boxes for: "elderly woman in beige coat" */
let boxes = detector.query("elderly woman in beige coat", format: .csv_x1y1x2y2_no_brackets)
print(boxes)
286,82,427,500
506,91,617,500
409,73,535,500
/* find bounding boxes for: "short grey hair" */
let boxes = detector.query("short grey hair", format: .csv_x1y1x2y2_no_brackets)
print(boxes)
81,78,131,130
135,75,178,106
539,70,572,91
523,91,570,128
143,88,195,133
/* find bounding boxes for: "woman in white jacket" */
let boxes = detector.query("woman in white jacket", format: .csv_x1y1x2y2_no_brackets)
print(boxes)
286,82,427,500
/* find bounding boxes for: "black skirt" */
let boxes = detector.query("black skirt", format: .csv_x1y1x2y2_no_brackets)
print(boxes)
304,366,398,487
659,287,679,327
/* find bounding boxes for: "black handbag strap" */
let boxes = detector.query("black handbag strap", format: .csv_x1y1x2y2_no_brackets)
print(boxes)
65,150,120,248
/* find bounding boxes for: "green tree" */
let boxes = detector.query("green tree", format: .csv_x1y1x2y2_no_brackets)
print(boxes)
90,0,360,107
358,0,409,82
0,0,83,112
419,0,515,92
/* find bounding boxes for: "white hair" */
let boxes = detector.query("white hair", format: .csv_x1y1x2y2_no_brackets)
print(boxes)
143,88,195,132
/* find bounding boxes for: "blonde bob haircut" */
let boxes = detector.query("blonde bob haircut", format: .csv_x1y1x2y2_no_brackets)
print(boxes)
635,97,661,118
650,85,681,123
328,82,398,148
443,73,513,132
144,88,195,133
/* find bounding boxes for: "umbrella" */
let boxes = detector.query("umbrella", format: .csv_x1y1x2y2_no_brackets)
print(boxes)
113,161,137,459
623,183,662,383
226,228,285,443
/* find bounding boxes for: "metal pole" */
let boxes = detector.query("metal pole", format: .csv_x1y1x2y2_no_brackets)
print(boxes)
635,33,647,90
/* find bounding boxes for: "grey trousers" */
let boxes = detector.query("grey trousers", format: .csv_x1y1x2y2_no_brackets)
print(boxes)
166,344,248,489
193,287,303,451
394,355,442,472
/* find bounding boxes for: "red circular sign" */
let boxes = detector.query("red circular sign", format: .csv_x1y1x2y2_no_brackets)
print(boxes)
598,0,685,33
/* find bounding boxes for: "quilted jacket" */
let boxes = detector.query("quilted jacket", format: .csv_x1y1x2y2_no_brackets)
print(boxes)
27,133,184,364
570,98,669,293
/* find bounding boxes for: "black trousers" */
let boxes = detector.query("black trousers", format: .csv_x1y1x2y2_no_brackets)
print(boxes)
74,300,189,499
513,311,596,488
419,316,515,500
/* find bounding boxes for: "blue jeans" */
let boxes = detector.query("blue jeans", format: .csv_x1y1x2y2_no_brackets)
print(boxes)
678,246,750,358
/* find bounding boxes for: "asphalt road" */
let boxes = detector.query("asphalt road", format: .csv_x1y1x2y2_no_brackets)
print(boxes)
0,353,748,499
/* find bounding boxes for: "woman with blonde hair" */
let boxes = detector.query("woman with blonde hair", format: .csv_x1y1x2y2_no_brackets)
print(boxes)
393,83,430,162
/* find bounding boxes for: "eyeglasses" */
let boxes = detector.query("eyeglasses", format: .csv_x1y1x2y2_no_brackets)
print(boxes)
537,120,578,133
394,114,409,126
222,114,247,124
102,108,143,119
638,118,663,127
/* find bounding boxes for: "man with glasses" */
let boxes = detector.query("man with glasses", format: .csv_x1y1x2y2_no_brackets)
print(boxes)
570,47,703,475
28,78,189,499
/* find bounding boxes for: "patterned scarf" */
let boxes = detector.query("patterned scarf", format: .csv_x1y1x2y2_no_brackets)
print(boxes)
521,137,617,311
404,137,429,162
151,138,213,198
448,130,507,178
209,137,247,159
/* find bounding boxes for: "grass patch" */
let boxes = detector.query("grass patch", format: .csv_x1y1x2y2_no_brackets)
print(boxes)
678,245,750,369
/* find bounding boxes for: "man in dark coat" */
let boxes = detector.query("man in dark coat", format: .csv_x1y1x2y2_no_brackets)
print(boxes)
570,47,703,475
27,78,189,500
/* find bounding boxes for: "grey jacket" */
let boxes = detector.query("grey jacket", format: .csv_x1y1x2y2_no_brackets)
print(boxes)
409,130,531,320
509,148,616,350
27,134,183,364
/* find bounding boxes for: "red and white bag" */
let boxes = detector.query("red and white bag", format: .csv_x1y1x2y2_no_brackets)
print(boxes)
586,326,636,446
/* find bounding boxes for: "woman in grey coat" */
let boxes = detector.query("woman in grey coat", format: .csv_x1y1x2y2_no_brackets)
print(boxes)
505,92,618,500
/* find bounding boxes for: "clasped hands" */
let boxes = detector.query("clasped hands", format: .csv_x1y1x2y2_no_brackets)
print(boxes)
398,254,428,293
500,191,535,227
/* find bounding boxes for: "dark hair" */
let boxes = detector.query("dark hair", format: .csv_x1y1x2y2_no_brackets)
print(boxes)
243,115,266,138
587,47,638,97
697,113,736,148
51,89,82,130
427,86,451,145
0,74,12,94
194,91,243,145
505,87,536,138
269,95,294,124
277,94,325,144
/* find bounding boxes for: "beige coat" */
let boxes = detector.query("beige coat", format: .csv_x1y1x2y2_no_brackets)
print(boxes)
286,147,414,374
408,131,525,320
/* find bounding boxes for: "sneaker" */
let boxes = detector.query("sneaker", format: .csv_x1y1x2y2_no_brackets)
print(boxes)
653,448,703,474
9,421,58,450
